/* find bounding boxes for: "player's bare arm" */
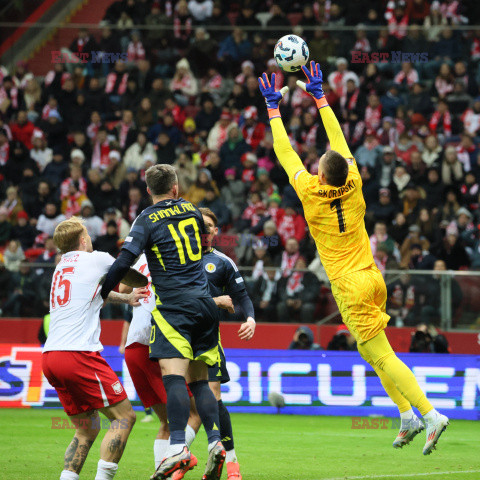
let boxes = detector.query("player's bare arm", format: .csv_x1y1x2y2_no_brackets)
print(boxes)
106,288,148,307
213,295,235,313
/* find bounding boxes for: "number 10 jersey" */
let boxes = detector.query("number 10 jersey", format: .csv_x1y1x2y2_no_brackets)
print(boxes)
291,158,375,281
44,250,115,352
122,197,210,305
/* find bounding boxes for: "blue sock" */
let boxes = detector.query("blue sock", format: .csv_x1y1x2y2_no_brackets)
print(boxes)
218,400,234,451
163,374,190,445
189,380,221,444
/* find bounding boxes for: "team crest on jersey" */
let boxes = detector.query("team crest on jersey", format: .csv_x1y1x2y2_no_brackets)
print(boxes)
205,263,216,273
112,381,123,395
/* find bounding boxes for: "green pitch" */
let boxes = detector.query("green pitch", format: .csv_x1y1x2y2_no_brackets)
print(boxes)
2,408,479,479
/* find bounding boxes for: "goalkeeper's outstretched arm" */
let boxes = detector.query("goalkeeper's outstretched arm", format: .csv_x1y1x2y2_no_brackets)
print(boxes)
258,73,305,181
297,61,353,159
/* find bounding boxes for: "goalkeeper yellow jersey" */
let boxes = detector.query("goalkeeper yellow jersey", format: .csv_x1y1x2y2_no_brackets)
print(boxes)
271,105,375,281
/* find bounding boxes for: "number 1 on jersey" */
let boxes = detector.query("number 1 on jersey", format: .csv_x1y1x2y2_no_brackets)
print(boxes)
330,198,346,233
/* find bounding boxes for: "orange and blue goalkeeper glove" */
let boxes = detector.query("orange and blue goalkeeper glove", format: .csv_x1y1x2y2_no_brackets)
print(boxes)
258,72,289,119
296,61,328,109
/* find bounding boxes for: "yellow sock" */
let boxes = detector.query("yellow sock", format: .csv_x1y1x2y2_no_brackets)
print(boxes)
360,331,433,416
358,341,411,414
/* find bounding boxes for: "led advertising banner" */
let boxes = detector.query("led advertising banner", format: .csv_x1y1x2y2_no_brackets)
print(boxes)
1,345,479,420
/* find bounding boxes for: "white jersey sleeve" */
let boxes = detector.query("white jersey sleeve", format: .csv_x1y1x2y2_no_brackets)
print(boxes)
126,253,155,347
43,250,115,352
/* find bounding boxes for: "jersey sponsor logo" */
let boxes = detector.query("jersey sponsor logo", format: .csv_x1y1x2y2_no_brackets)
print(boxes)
318,179,356,199
347,158,354,165
205,263,217,273
112,381,124,395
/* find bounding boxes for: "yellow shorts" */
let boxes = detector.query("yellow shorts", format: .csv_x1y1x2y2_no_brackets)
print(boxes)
331,265,390,344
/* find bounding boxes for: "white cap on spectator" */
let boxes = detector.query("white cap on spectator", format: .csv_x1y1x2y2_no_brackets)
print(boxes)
109,150,121,161
70,149,85,160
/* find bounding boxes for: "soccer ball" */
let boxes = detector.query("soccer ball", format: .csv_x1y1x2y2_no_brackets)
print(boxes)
274,34,309,72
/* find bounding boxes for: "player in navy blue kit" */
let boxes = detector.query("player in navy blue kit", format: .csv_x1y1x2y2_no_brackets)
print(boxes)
101,165,226,480
200,208,256,480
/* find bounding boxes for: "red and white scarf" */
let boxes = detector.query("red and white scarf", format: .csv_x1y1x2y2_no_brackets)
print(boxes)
105,72,128,95
429,111,452,136
365,105,382,131
281,251,300,277
119,122,132,149
60,177,87,200
91,141,110,170
462,109,480,136
0,142,9,166
471,38,480,60
286,271,304,296
394,69,419,87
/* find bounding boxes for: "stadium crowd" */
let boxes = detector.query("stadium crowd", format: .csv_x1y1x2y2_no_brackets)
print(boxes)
1,0,480,325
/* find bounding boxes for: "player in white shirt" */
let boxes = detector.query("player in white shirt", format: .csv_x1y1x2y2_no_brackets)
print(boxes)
42,217,147,480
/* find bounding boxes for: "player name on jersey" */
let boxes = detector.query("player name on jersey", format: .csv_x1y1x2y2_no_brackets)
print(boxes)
148,201,197,223
318,179,357,199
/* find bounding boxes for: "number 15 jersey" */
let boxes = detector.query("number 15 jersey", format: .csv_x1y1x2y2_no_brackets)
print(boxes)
291,158,374,281
44,250,115,352
122,197,210,304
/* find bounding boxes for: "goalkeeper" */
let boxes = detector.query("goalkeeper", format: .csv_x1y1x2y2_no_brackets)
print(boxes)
258,61,448,455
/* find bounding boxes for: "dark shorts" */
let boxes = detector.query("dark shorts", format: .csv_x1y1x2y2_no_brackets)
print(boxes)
149,296,220,366
208,339,230,384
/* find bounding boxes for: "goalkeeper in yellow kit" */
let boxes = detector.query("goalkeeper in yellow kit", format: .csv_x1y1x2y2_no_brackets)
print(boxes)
258,61,448,455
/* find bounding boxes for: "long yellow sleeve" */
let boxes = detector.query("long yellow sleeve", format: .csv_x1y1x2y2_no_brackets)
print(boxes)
319,105,353,159
271,117,305,181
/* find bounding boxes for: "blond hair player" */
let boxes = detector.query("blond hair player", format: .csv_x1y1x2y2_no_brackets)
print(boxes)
43,217,147,480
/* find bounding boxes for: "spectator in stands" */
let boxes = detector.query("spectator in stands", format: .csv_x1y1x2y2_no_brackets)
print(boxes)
173,0,194,50
3,261,36,316
1,186,23,225
123,132,156,171
80,200,103,242
369,188,397,225
442,146,464,186
288,325,320,350
124,186,149,224
355,130,382,169
219,125,250,171
433,222,470,270
101,207,130,239
199,186,230,228
170,58,198,102
94,220,120,257
276,257,320,323
36,202,65,238
217,27,252,71
3,239,25,272
185,168,218,205
265,4,291,46
327,325,356,351
235,4,261,42
417,260,463,326
248,258,278,320
0,206,11,246
11,110,35,149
